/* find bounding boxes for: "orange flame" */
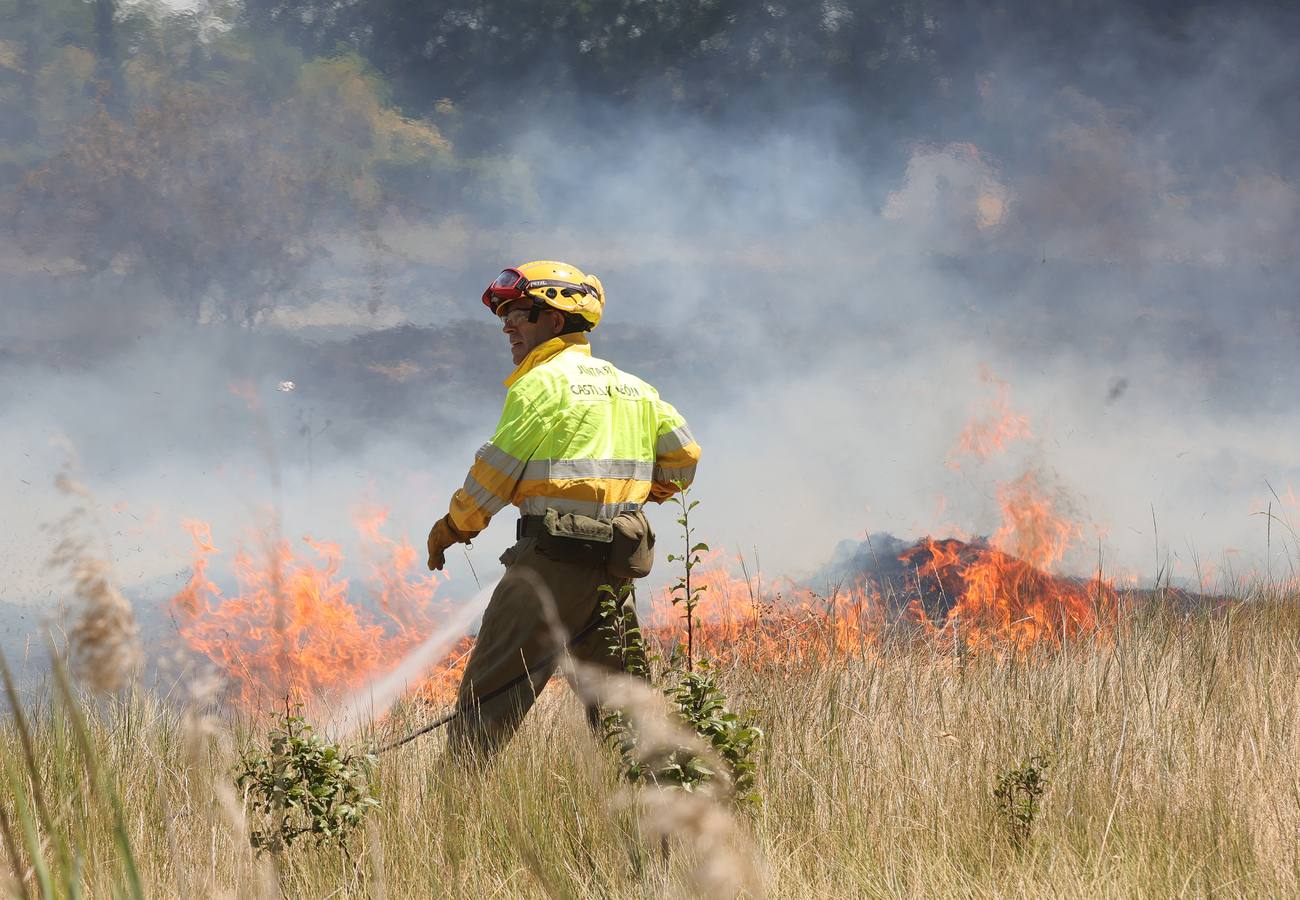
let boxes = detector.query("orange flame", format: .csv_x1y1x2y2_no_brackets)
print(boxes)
647,468,1115,660
170,507,468,708
646,564,890,665
900,537,1114,652
947,367,1032,468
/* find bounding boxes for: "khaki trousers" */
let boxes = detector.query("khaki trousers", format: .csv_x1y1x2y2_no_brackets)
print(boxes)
446,536,640,761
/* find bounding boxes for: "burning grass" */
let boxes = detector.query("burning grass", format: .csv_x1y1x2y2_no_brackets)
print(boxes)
169,508,471,708
2,590,1298,897
158,385,1178,714
166,466,1142,712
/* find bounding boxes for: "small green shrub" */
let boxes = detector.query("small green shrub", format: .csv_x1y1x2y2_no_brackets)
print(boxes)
993,752,1052,848
661,662,762,802
236,706,379,855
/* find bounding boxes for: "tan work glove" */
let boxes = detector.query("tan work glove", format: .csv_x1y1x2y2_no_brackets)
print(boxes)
426,515,480,571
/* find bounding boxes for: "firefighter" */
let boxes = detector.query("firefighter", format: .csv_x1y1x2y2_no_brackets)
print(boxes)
426,260,701,760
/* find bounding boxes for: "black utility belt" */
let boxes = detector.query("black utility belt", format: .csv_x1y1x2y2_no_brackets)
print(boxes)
516,514,551,540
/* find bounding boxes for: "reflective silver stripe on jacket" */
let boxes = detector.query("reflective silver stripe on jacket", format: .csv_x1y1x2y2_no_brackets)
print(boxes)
476,441,527,478
521,458,654,482
653,464,697,485
462,473,510,514
655,424,696,455
518,497,644,519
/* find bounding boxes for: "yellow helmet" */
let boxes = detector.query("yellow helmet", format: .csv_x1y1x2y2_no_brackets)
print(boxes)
481,260,605,330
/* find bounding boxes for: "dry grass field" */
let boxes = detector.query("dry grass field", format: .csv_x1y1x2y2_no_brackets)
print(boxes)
3,592,1298,899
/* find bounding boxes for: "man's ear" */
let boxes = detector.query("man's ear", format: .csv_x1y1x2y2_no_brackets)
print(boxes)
549,309,566,335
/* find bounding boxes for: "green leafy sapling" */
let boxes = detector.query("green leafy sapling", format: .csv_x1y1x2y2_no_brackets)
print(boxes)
666,480,709,672
236,703,379,855
597,486,762,803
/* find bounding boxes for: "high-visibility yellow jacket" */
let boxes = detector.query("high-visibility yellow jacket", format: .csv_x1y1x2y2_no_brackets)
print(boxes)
447,333,701,534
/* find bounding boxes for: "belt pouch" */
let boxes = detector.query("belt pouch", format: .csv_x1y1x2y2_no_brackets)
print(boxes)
535,508,614,565
608,510,655,579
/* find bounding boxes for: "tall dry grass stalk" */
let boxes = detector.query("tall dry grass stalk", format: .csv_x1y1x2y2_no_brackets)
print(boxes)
1,590,1297,897
49,460,141,694
175,664,277,899
537,569,764,898
567,661,765,899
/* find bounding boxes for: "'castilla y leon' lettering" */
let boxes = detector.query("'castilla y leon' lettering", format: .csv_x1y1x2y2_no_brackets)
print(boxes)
568,382,643,398
424,260,701,762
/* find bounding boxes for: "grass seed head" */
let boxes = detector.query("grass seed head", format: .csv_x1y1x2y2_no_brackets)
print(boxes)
50,463,142,694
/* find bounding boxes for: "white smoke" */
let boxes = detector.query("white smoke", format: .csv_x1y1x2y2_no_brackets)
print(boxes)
3,5,1299,678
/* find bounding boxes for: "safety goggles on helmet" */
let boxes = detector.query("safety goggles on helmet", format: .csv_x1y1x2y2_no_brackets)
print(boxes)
481,268,595,313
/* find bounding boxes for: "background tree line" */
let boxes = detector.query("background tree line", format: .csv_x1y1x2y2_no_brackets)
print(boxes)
242,0,1242,149
0,0,1292,326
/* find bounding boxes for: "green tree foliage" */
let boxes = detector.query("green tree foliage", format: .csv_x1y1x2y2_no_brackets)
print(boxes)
0,0,91,170
7,4,450,323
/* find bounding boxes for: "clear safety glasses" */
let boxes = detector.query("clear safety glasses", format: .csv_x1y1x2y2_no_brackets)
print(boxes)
498,307,535,328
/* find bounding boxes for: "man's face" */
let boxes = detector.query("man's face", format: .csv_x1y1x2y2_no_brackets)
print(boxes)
499,302,563,365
